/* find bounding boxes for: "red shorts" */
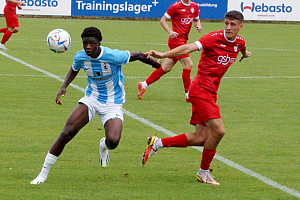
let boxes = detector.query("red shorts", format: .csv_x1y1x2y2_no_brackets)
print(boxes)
5,13,19,28
189,84,221,126
168,41,189,63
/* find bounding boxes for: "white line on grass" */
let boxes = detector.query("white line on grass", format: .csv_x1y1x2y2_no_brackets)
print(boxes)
1,50,299,198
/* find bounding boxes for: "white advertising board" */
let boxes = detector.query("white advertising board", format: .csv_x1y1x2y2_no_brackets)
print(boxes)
228,0,300,21
0,0,71,16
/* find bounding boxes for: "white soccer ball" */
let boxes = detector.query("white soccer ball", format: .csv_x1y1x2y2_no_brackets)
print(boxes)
47,29,71,53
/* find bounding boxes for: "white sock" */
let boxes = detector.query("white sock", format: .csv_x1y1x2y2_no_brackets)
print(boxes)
100,138,108,151
199,168,209,173
155,138,163,150
31,152,58,184
142,81,148,90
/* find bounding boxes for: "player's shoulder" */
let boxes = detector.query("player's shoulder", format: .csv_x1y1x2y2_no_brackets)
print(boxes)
190,1,198,7
74,50,87,59
204,30,224,38
236,35,245,42
170,1,182,8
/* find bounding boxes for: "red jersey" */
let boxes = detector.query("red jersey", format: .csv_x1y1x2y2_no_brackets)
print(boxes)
191,30,245,94
4,1,17,14
165,0,199,43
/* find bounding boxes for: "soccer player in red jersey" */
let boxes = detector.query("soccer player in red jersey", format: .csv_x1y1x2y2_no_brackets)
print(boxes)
142,10,251,185
0,0,25,50
138,0,202,101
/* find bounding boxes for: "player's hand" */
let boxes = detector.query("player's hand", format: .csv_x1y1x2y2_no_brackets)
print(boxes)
55,88,66,105
145,51,164,59
17,2,25,9
239,50,251,62
196,26,202,33
169,31,178,39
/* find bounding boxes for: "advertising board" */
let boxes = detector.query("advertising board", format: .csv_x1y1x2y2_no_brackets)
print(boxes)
71,0,226,19
228,0,300,21
0,0,71,16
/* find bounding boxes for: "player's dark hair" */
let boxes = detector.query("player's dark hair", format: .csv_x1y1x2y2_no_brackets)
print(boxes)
225,10,244,23
81,27,103,42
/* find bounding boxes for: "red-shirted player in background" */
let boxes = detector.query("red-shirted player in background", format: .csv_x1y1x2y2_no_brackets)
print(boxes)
0,0,25,50
138,0,202,101
142,10,251,185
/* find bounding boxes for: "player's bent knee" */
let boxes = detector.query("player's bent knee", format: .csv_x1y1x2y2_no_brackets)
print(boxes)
106,139,119,150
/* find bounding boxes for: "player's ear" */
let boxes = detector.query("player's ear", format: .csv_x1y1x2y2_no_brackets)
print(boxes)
239,24,243,30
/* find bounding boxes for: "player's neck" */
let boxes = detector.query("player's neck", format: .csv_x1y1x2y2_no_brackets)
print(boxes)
91,47,101,58
181,0,190,5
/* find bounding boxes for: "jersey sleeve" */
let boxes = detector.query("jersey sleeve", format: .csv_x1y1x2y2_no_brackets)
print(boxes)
199,33,215,50
72,51,83,71
165,3,176,19
104,47,130,66
194,4,200,18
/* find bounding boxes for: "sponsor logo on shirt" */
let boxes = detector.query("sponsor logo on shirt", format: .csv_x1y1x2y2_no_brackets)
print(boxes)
217,54,236,65
180,17,193,24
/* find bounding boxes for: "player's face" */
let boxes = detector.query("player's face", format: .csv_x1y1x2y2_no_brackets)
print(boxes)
224,18,243,41
82,37,101,58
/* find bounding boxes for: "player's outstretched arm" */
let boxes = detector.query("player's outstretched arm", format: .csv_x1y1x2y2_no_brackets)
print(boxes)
146,43,199,59
55,67,79,105
239,46,252,62
129,52,161,69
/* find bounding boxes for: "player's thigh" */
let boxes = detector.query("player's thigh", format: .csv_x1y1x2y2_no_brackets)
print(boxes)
65,103,89,132
104,118,123,140
162,58,176,72
179,57,193,69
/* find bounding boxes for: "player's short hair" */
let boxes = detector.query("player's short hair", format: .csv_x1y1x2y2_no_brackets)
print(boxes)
225,10,244,23
81,27,103,42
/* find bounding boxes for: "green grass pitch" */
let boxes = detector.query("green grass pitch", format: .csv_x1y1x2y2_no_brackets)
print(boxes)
0,17,299,199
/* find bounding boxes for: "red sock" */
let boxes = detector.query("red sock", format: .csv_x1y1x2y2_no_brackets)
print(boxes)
0,28,8,33
1,30,12,44
161,134,188,148
200,147,216,170
145,66,166,86
182,69,191,93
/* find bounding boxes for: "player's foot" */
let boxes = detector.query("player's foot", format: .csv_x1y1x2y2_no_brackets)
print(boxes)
30,176,46,184
142,136,159,165
138,82,145,100
99,138,109,167
196,169,220,185
0,43,8,50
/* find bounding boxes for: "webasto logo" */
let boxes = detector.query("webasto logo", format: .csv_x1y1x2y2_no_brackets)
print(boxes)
21,0,59,7
241,2,292,13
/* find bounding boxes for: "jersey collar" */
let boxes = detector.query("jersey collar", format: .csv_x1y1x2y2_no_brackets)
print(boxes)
181,0,190,6
223,30,236,43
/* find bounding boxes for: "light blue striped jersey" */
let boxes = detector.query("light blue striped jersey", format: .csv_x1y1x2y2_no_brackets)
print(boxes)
72,46,130,104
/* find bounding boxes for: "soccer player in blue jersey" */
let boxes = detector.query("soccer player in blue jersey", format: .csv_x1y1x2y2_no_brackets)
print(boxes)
30,27,161,184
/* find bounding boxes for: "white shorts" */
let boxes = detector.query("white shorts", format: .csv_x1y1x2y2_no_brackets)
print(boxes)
78,96,123,125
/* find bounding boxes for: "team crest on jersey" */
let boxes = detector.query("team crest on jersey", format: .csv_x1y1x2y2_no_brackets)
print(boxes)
102,63,109,70
234,46,238,52
191,8,194,13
